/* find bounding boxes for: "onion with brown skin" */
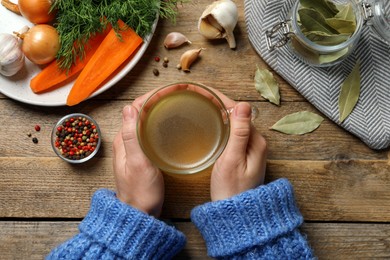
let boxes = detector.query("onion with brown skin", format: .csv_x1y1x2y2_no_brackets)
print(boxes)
1,0,56,24
15,24,60,65
18,0,56,24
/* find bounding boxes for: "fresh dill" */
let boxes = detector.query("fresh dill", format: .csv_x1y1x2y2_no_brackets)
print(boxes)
52,0,181,70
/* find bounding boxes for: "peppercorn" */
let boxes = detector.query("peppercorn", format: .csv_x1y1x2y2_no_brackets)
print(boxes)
32,137,38,144
35,125,41,131
154,56,160,62
162,62,168,68
27,133,32,137
153,68,159,76
163,57,169,63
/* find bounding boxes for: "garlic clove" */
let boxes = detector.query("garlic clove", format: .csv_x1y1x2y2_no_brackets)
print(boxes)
0,33,25,77
198,0,238,49
198,19,222,39
180,48,205,72
164,32,192,49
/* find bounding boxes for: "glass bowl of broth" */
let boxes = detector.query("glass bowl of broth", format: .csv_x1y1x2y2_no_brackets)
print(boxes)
137,82,230,174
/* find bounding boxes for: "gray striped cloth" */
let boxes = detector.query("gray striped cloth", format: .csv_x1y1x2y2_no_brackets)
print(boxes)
244,0,390,150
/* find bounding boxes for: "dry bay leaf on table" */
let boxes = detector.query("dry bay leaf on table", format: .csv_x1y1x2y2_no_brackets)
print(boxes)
339,61,361,123
271,111,324,135
254,66,280,105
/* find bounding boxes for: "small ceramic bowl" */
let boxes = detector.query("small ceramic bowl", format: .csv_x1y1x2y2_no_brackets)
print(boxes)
51,113,101,164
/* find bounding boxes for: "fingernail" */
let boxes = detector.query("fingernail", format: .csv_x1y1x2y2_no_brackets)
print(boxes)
123,105,136,121
234,102,251,119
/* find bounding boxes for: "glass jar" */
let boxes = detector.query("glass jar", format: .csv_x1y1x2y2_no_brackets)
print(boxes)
266,0,390,67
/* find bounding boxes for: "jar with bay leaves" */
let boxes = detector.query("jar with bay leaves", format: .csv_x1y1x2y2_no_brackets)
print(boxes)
266,0,390,67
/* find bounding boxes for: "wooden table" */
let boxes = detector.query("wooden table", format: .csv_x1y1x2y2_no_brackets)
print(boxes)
1,1,390,259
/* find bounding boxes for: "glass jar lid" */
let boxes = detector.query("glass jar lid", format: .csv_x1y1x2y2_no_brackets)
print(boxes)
366,0,390,42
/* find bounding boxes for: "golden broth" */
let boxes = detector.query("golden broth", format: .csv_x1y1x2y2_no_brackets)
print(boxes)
138,89,228,173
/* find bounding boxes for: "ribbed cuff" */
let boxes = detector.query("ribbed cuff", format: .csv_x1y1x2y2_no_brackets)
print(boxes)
191,178,303,258
79,189,186,259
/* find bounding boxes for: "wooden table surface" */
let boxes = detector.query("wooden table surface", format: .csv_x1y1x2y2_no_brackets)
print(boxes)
1,1,390,259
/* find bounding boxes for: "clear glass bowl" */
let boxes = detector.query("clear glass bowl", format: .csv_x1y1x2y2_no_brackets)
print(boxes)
51,113,102,164
136,82,230,174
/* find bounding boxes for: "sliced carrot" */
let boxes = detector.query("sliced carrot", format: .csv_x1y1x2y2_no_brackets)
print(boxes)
30,27,111,94
66,20,143,106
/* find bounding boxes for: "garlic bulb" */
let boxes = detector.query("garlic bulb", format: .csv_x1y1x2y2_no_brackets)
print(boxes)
198,0,238,49
164,32,191,49
0,33,25,77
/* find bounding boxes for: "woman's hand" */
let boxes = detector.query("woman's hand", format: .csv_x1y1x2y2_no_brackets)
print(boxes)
211,102,267,201
112,96,164,217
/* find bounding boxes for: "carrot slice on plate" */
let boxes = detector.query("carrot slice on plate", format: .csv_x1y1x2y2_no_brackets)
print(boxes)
66,20,143,106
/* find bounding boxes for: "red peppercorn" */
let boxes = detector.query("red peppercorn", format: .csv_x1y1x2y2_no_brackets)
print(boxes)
35,125,41,131
154,56,160,62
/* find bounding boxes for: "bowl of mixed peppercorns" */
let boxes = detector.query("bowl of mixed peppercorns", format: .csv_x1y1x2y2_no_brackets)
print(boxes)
51,113,101,163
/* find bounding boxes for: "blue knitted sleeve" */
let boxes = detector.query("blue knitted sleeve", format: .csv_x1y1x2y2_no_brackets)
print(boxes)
46,189,186,260
191,178,315,259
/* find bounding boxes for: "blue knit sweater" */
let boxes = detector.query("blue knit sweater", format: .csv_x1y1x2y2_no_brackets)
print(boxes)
47,179,314,259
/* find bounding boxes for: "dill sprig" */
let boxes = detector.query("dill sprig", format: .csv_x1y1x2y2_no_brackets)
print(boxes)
52,0,181,70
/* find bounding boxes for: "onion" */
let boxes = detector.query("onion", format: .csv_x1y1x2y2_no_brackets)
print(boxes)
20,25,60,65
18,0,56,24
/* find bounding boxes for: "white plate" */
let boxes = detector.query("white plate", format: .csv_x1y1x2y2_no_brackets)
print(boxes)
0,5,157,106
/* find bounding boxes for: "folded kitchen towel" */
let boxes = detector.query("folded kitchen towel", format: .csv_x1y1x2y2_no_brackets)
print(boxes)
244,0,390,150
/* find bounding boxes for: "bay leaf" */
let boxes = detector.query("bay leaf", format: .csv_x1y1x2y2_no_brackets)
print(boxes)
254,66,280,105
326,18,356,34
291,37,320,64
335,3,355,21
271,111,324,135
338,61,361,122
305,31,351,46
300,0,339,18
299,8,339,35
319,47,349,64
